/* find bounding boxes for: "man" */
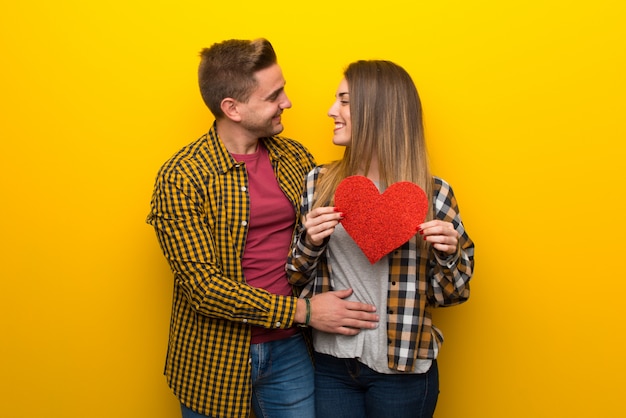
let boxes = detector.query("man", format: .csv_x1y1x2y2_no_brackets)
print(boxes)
147,38,379,418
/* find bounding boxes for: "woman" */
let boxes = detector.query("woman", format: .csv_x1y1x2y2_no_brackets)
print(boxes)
286,60,475,418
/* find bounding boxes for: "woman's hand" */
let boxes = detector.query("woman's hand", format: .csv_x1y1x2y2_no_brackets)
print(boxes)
304,207,343,246
418,220,459,255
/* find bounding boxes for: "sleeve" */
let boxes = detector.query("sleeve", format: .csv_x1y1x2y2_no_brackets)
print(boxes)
147,162,297,329
285,167,331,295
427,178,475,307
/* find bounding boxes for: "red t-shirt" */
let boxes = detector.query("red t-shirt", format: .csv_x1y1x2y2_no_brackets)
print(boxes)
231,143,298,344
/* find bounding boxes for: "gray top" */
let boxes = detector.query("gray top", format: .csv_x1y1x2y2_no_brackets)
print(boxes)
313,221,433,374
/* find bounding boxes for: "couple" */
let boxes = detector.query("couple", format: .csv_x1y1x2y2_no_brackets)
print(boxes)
147,38,474,418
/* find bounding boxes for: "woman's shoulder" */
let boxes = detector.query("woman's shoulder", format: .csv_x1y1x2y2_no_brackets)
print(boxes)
432,176,455,198
432,175,448,187
307,164,329,179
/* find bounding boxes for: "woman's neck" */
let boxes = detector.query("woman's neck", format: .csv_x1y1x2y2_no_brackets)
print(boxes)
358,160,379,182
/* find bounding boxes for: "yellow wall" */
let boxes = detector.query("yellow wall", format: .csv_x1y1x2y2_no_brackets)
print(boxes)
1,1,625,417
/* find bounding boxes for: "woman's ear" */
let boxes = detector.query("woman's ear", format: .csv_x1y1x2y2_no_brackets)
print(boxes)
220,98,242,122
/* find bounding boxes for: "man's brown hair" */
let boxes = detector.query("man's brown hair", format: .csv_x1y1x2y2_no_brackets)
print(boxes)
198,38,277,118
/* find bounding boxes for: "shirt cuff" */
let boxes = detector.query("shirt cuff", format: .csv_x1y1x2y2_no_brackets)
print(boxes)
434,246,460,269
296,232,327,258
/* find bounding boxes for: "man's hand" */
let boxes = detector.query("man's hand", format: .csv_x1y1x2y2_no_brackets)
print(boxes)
306,289,379,335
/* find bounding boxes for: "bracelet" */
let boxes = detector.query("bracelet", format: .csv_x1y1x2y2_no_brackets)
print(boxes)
304,298,311,326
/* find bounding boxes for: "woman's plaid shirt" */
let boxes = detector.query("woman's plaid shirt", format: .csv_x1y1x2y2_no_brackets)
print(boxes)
286,166,474,372
147,123,315,417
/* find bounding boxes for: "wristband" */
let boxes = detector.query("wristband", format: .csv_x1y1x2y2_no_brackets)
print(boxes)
304,298,311,326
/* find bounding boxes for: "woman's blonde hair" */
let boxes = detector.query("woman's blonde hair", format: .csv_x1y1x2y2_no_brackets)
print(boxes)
314,60,433,222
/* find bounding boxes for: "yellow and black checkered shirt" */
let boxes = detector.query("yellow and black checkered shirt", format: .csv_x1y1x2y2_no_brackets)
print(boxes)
147,122,315,417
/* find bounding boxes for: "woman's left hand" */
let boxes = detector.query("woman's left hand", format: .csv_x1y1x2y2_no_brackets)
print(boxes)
418,220,459,255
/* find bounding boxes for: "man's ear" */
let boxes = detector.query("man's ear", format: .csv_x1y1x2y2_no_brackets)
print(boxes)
220,98,242,122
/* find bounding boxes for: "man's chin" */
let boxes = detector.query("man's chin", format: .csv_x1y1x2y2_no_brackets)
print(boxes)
272,124,285,135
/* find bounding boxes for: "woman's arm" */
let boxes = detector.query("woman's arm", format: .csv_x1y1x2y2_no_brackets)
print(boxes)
422,177,475,306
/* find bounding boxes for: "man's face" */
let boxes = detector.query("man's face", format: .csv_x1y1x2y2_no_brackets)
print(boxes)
237,63,292,137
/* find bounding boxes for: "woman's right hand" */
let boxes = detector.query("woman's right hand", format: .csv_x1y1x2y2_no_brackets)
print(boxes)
304,206,343,246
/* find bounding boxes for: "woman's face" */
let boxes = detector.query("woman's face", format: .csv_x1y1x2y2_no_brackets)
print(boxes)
327,78,351,146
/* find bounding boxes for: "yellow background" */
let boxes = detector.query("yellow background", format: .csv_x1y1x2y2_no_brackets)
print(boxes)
1,1,625,417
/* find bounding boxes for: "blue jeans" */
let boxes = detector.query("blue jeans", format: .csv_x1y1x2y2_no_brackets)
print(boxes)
313,352,439,418
180,332,314,418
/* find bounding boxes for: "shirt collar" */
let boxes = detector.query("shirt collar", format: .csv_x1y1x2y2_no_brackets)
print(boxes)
206,121,283,174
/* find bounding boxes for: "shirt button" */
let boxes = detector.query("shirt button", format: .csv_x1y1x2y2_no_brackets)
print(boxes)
241,186,247,192
275,321,281,327
242,220,248,226
242,319,248,323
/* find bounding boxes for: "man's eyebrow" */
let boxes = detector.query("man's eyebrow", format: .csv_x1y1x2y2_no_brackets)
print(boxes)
265,83,286,100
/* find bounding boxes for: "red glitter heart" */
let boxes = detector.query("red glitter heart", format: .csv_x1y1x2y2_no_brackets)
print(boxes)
334,176,428,264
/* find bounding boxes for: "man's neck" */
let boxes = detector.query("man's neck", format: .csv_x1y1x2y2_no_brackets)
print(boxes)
215,119,259,155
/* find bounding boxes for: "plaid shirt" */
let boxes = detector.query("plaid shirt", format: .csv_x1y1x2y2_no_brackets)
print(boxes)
147,122,315,417
286,166,474,372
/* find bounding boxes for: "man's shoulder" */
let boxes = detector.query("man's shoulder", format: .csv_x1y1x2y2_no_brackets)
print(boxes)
264,136,315,163
156,135,213,176
266,135,309,152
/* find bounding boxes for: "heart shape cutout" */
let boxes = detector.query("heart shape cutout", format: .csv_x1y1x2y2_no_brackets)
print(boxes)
334,175,428,264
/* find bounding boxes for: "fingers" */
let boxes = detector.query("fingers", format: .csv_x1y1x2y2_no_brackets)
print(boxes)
329,287,353,299
304,207,343,246
335,312,380,330
330,289,377,313
333,327,361,336
418,220,459,254
318,309,380,337
308,290,379,335
342,299,378,313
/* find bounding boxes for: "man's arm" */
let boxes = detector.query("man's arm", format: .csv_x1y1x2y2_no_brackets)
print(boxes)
147,163,298,329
